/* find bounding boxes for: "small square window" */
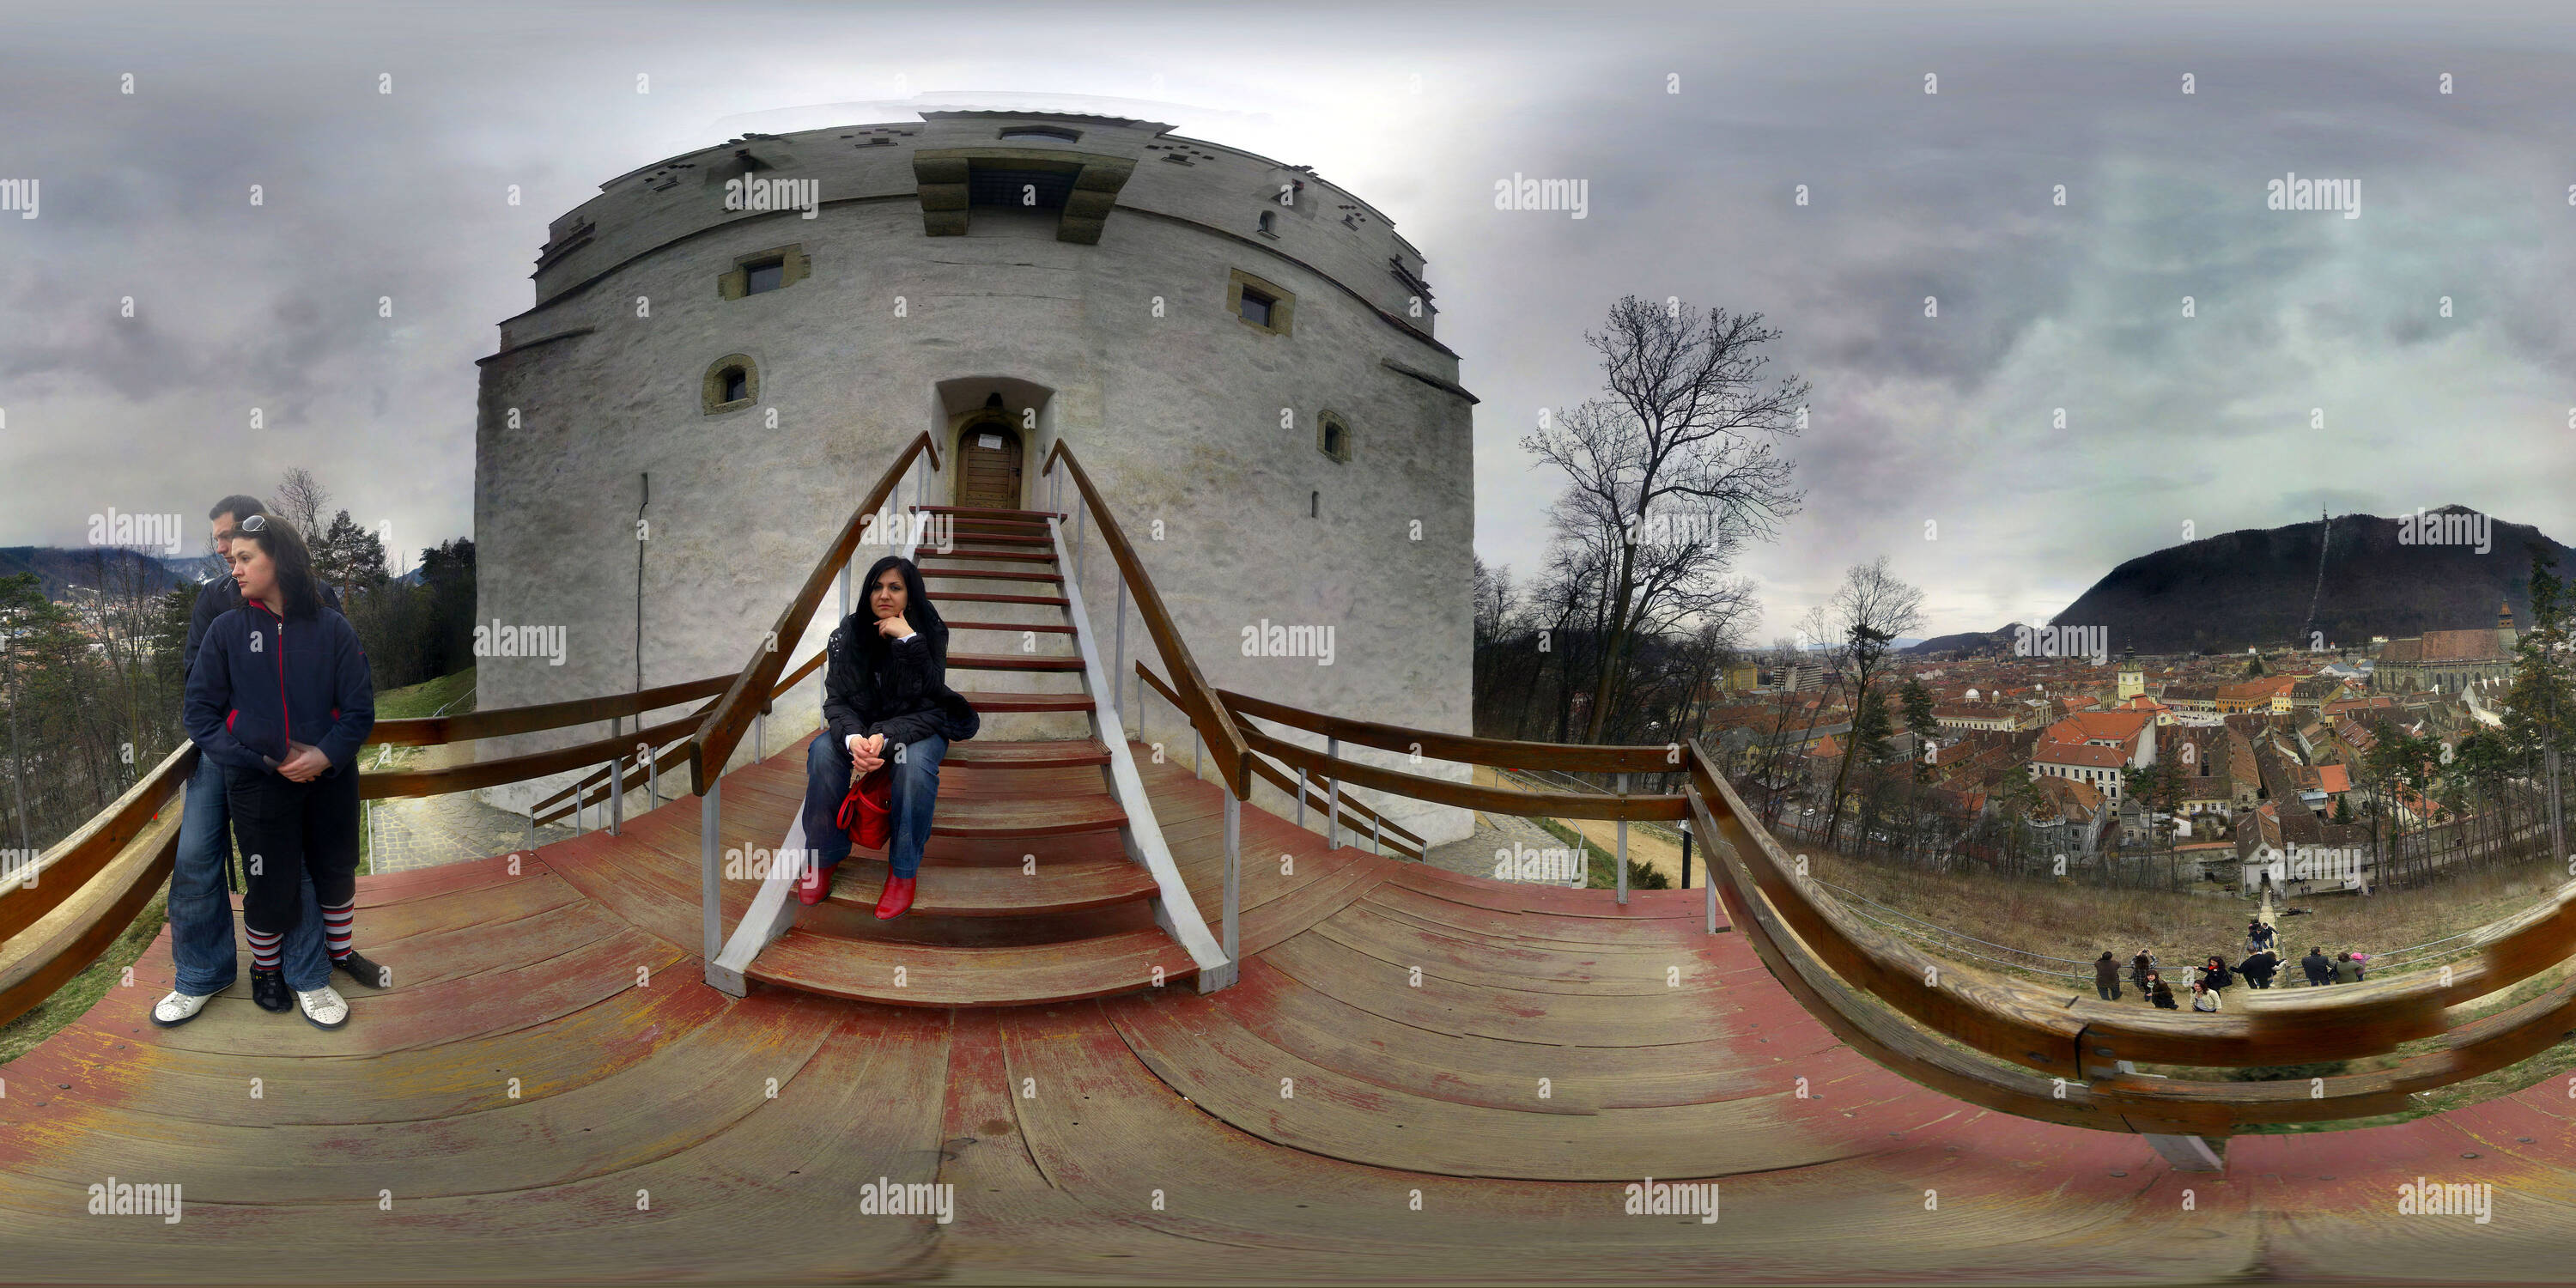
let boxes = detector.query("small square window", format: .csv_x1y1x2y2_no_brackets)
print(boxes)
744,259,785,294
1239,289,1274,328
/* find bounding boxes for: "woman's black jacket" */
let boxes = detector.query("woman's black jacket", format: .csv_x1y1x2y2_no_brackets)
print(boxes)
820,611,981,751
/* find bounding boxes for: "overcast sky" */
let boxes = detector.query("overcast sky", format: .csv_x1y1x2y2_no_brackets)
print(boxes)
3,0,2570,637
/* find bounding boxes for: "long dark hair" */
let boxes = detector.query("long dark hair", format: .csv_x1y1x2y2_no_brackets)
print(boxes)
236,516,325,622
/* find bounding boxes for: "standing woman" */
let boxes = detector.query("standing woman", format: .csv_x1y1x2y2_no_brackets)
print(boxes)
183,515,378,1030
795,556,980,919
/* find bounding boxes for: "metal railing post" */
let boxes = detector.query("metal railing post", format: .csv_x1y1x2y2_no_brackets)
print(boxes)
701,773,722,963
1680,817,1692,889
574,782,586,836
524,808,536,854
647,747,660,807
608,758,623,835
1113,575,1127,724
1616,772,1630,905
756,711,766,762
1296,767,1308,828
1223,790,1242,968
1372,813,1382,856
1327,736,1341,850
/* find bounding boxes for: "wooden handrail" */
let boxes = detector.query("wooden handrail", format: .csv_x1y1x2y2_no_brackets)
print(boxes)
368,671,733,747
1041,440,1252,798
361,708,706,800
1691,759,2576,1132
691,433,939,793
1217,686,1686,774
1136,663,1424,857
1685,743,2576,1118
1246,726,1686,823
531,650,826,824
0,742,194,945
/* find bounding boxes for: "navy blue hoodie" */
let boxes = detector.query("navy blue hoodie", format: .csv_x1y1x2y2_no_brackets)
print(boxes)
184,599,376,776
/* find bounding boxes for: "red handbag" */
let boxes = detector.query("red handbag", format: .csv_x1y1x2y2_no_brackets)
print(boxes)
836,767,895,849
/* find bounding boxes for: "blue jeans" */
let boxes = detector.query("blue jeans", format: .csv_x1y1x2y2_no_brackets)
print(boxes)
800,732,947,879
171,754,331,993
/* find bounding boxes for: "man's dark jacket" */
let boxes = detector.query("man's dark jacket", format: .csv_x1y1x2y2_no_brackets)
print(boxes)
820,611,981,752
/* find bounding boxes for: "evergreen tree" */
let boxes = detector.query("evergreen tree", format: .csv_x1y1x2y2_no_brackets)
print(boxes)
1901,675,1939,781
2503,547,2572,871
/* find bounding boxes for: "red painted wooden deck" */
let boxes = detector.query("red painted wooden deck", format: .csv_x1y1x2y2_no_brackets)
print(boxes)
1,736,2567,1283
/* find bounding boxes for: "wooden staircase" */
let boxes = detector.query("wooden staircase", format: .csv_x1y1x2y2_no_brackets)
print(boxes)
742,504,1210,1006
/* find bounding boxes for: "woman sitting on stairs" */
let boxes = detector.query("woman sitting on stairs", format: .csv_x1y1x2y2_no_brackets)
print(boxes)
797,556,981,919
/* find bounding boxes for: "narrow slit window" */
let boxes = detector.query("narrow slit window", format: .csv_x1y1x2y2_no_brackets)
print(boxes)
721,367,749,404
1309,490,1319,519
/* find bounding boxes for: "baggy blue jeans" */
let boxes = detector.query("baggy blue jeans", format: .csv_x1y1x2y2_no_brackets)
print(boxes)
170,753,332,994
800,732,948,879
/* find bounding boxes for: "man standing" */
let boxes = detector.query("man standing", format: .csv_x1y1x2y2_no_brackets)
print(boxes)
2093,951,2123,1001
2301,945,2334,987
150,496,345,1027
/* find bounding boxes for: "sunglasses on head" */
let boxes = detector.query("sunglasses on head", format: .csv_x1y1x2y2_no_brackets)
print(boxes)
239,513,267,533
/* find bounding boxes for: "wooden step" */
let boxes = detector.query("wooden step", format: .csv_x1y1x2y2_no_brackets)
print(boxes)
921,568,1063,584
945,738,1110,769
925,531,1052,548
913,505,1065,523
959,690,1095,714
930,793,1127,837
823,854,1156,917
920,548,1058,563
945,620,1075,634
947,653,1081,673
746,927,1195,1007
931,592,1070,607
941,519,1055,539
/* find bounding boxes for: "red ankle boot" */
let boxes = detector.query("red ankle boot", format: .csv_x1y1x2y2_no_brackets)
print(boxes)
798,857,829,907
874,875,915,920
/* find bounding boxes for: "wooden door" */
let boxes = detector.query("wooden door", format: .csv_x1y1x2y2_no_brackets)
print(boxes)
956,422,1023,509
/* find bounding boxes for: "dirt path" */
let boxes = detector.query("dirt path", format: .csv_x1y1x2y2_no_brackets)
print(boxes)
1467,764,1692,886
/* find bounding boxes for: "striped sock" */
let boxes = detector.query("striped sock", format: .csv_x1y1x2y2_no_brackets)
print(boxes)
246,927,283,971
321,901,355,963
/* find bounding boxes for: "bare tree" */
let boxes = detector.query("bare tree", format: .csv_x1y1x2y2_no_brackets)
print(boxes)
1807,557,1926,850
274,467,331,544
1522,295,1806,742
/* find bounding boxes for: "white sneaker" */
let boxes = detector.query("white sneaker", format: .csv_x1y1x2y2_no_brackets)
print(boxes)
295,985,350,1030
151,990,215,1028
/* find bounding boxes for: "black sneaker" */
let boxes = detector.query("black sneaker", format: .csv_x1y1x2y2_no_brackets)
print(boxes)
333,951,392,991
250,967,291,1013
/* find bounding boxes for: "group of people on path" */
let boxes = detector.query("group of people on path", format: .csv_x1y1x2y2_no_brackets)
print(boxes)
2093,916,2371,1014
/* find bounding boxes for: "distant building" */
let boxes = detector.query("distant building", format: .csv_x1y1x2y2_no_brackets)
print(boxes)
2373,601,2518,695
